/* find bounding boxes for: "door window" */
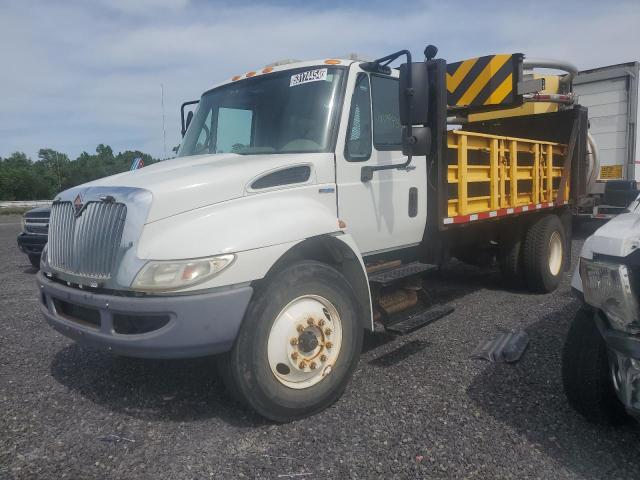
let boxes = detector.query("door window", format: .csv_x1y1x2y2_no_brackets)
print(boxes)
344,73,372,162
371,75,402,150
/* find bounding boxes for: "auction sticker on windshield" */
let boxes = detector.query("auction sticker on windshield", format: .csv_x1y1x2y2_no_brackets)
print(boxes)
290,68,328,87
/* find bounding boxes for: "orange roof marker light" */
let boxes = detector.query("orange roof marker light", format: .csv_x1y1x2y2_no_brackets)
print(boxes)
324,59,341,65
246,71,257,78
262,67,274,74
231,75,241,81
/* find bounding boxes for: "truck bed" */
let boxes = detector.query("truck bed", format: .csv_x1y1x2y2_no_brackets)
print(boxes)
443,130,568,225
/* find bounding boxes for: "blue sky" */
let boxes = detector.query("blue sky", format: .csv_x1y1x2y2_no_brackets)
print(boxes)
1,0,639,160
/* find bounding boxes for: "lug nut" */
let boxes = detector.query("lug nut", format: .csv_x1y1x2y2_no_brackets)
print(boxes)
324,328,332,336
291,352,299,360
307,318,314,325
290,338,298,346
325,341,333,349
297,325,305,333
309,362,317,370
319,319,326,326
298,361,306,369
320,354,327,362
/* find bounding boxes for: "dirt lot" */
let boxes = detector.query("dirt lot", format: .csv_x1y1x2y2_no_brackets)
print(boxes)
1,215,639,479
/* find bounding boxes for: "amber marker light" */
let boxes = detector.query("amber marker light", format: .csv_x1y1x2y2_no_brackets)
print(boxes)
324,59,341,65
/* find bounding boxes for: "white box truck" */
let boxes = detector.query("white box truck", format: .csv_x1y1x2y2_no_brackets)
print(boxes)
574,61,639,219
37,46,589,421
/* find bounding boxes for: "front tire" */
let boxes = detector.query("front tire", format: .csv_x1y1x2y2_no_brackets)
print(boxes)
561,308,629,425
219,261,363,422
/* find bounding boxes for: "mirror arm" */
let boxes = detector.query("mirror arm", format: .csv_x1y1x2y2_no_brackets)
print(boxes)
361,154,413,182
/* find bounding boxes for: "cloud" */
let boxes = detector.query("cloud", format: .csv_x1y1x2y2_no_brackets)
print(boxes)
1,0,638,160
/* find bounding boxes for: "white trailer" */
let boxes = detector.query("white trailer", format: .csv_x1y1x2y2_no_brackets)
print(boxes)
574,61,639,218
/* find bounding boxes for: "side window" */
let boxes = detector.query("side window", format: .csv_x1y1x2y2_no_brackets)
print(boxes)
371,75,402,150
344,73,372,162
194,109,213,155
215,107,253,153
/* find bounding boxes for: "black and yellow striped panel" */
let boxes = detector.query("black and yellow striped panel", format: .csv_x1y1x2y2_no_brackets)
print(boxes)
446,53,523,108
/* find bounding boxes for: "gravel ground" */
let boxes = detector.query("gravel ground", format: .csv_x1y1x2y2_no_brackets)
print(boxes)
2,214,640,479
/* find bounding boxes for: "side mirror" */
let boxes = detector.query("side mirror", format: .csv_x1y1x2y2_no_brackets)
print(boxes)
185,111,194,133
402,126,431,157
399,62,429,126
181,100,199,137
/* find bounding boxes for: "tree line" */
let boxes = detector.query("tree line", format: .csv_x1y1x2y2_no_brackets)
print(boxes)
0,145,157,201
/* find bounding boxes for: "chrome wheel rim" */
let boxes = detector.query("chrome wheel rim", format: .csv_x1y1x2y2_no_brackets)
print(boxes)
267,295,343,389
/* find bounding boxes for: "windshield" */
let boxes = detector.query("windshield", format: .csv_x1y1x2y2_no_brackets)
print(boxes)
178,66,346,157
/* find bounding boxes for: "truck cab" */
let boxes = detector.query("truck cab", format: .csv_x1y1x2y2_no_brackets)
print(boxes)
17,206,50,268
37,47,588,421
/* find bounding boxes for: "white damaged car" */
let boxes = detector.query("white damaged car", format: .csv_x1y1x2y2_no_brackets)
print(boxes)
563,196,640,424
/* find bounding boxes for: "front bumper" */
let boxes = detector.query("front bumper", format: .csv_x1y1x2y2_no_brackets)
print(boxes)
17,233,47,255
594,311,640,416
37,272,253,359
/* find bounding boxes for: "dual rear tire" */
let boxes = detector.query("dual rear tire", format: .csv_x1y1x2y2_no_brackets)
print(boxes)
498,214,566,293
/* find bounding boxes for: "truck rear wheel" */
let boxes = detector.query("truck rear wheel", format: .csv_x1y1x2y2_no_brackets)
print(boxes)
562,308,629,425
498,225,525,287
218,260,363,422
522,214,565,292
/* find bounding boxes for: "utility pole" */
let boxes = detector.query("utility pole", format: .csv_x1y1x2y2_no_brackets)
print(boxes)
161,84,167,159
55,153,62,191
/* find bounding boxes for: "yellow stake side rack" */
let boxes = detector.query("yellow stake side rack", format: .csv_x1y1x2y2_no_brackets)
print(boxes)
446,130,567,221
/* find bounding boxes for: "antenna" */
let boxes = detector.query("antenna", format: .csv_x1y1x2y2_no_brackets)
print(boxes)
161,84,167,159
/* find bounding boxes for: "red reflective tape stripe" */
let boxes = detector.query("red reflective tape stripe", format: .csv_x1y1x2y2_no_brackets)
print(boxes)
448,199,569,224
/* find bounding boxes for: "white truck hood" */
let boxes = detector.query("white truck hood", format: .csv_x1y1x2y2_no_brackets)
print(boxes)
77,152,330,223
583,200,640,258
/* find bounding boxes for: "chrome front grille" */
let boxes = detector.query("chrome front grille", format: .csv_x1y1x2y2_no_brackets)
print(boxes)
48,201,127,279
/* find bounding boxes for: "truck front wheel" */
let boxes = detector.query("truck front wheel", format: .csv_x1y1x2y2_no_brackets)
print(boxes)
562,307,629,425
28,254,41,269
523,214,565,292
218,260,363,422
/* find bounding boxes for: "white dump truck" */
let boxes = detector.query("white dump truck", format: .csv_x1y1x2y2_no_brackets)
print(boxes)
38,46,589,421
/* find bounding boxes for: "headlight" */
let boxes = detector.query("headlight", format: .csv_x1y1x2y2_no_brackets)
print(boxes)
580,258,640,333
132,254,235,292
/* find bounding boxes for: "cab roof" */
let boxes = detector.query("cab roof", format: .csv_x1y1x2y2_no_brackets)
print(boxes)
207,58,360,93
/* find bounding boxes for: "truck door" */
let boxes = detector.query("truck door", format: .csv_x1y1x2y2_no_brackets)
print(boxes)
335,68,428,255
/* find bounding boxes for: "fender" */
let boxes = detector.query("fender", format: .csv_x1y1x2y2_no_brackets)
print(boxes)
334,233,374,330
